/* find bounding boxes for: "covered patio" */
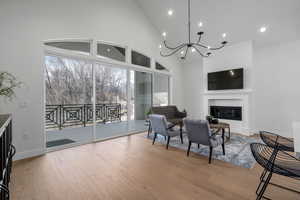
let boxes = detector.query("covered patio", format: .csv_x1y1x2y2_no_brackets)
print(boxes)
46,120,147,148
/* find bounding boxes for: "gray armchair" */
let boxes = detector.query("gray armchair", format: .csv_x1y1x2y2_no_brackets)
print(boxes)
149,114,183,149
183,119,225,164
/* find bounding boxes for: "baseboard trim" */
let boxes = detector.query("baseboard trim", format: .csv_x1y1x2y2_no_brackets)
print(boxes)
14,148,46,161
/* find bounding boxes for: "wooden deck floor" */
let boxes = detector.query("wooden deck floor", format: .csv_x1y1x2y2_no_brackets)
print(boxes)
11,133,300,200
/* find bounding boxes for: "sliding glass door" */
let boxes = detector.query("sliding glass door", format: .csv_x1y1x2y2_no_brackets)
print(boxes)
45,55,94,149
94,63,130,140
153,73,170,106
45,58,171,150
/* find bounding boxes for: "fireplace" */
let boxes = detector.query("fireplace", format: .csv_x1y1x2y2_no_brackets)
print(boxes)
210,106,242,121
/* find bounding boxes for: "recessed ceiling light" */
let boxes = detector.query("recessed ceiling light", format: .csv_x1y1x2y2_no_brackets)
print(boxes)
162,32,167,37
222,33,227,38
168,9,174,16
260,26,267,33
207,46,211,50
198,22,203,27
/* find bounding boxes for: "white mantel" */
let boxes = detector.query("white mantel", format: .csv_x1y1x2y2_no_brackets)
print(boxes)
202,90,252,135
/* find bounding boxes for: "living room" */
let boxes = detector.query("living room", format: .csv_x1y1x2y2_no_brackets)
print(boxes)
0,0,299,199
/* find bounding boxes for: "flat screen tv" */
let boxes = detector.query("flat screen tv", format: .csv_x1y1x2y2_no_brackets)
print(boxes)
207,68,244,90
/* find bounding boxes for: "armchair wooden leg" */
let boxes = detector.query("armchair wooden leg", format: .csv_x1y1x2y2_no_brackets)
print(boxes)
166,136,171,149
152,133,157,145
180,133,183,144
222,134,225,155
209,147,213,164
187,141,192,156
198,144,200,148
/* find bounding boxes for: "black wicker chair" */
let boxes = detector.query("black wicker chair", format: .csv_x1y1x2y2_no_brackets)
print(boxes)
250,143,300,200
260,131,294,152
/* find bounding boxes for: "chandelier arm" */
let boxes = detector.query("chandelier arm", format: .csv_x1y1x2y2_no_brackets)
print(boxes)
196,35,202,44
160,45,187,57
209,44,226,51
192,45,209,57
192,43,208,49
163,41,187,50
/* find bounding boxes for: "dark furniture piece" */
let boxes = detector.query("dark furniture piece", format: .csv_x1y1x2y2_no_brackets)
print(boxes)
149,114,182,149
149,106,186,143
260,131,294,152
0,114,15,200
250,143,300,200
251,131,298,200
183,119,225,164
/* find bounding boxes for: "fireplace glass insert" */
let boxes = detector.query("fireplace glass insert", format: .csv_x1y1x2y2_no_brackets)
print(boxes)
210,106,242,121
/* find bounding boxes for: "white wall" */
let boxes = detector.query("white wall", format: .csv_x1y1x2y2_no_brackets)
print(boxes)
253,40,300,137
0,0,184,159
182,41,253,119
181,57,203,118
202,41,254,92
182,39,300,138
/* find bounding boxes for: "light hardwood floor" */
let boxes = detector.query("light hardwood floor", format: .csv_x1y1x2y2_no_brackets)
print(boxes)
11,133,300,200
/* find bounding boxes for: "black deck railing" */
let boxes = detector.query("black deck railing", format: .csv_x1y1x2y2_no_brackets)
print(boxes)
45,103,123,129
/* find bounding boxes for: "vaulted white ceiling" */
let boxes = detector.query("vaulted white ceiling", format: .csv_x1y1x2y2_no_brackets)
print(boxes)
136,0,300,48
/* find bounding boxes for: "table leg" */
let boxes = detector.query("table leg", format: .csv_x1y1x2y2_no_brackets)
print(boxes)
222,128,225,143
180,124,183,144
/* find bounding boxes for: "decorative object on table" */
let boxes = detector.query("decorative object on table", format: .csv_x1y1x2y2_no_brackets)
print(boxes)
209,122,231,140
149,114,183,149
206,115,218,124
184,119,225,164
206,115,213,123
150,105,187,143
145,132,260,168
250,131,299,200
250,143,300,200
0,71,21,101
159,0,227,59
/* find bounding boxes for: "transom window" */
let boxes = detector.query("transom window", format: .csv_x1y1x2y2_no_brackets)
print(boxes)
155,62,169,72
131,50,151,68
97,43,126,62
44,41,91,54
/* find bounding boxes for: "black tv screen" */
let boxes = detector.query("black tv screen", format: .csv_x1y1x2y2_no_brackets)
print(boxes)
208,68,244,90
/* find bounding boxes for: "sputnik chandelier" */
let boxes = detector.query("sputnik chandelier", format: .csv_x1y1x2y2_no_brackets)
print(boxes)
160,0,228,59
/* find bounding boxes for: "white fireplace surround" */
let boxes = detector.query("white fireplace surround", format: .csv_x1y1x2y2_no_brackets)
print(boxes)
202,90,252,136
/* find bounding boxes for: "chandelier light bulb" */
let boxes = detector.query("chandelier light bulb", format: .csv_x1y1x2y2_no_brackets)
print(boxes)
222,33,227,38
191,48,196,52
260,26,267,33
207,46,211,50
162,32,167,38
168,9,174,16
198,22,203,27
159,44,162,49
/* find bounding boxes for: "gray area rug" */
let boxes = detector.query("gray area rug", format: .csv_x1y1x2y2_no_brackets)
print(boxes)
146,133,261,168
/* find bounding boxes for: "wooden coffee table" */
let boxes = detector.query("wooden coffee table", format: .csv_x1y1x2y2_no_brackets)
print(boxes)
210,122,231,141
